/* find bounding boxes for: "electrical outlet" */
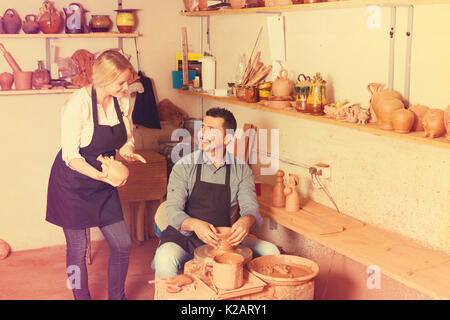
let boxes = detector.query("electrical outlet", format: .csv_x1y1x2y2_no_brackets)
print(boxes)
313,163,331,179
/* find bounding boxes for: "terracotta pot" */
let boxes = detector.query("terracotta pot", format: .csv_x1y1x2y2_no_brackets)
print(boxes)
211,252,244,290
32,60,50,89
408,104,429,132
367,83,403,125
0,239,11,260
272,69,292,97
22,14,40,34
0,72,14,90
444,106,450,141
230,0,246,9
14,71,33,90
89,15,112,32
392,108,414,133
375,97,404,130
422,109,446,139
2,9,22,34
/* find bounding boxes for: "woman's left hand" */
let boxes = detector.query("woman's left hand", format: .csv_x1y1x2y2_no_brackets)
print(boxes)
121,152,147,163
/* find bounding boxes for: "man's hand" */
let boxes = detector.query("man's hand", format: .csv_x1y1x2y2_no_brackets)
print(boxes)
182,218,219,248
228,215,255,247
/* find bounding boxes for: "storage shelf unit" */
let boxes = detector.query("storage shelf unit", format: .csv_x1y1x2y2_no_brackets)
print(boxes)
177,89,450,150
181,0,450,16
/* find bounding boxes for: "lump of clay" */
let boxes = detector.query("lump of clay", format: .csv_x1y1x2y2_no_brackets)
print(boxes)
0,239,11,260
422,109,445,138
97,155,129,185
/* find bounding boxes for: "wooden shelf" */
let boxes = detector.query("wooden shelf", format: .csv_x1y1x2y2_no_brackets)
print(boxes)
181,0,450,16
257,183,450,299
0,32,140,39
177,89,450,150
0,88,77,96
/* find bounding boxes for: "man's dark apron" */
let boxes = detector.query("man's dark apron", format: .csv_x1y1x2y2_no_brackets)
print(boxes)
159,158,231,255
46,87,127,229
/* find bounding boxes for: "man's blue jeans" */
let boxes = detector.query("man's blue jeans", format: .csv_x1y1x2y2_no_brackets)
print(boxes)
152,236,280,279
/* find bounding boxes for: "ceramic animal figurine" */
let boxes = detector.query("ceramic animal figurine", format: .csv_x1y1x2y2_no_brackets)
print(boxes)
357,108,370,124
97,155,129,186
345,104,361,123
272,170,286,208
409,105,430,132
284,174,300,212
422,109,445,138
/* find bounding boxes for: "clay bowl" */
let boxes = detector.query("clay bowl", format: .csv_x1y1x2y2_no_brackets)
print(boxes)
247,254,319,286
269,95,294,101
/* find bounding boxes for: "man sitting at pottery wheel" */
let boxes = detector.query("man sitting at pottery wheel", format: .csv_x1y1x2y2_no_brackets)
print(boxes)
153,107,280,279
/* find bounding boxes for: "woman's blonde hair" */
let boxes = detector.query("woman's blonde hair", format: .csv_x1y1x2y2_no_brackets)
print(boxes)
92,50,134,88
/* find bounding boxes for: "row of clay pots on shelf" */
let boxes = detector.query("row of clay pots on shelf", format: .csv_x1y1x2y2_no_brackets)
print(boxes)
368,83,450,140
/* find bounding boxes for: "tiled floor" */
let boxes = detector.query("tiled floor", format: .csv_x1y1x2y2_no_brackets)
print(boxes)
0,238,159,300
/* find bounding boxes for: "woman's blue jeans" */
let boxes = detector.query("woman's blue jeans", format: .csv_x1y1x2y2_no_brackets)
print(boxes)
63,220,131,300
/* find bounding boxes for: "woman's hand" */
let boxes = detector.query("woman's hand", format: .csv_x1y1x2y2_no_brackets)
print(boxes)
227,215,255,247
97,171,127,188
121,152,147,163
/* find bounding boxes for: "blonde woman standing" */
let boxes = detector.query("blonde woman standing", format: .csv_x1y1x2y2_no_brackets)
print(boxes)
46,50,145,300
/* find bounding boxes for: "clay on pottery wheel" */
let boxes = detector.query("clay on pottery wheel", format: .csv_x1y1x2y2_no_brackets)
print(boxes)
0,72,14,90
272,170,286,208
283,173,300,212
422,109,446,138
97,155,129,186
215,226,233,252
409,104,430,132
392,108,414,133
375,97,404,130
0,239,11,260
444,106,450,140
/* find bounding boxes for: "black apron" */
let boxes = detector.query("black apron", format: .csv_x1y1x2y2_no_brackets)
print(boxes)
46,87,127,229
159,156,231,255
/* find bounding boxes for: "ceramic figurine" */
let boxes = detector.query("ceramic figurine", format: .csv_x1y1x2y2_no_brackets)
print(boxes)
422,109,446,138
357,108,370,124
272,170,286,208
345,104,361,123
444,106,450,140
367,83,403,126
409,104,430,132
0,239,10,260
392,108,414,133
97,155,129,186
284,174,300,212
272,69,293,97
376,97,404,130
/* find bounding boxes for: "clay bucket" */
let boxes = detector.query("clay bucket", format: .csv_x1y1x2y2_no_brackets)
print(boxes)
210,252,245,290
215,226,233,252
14,71,32,90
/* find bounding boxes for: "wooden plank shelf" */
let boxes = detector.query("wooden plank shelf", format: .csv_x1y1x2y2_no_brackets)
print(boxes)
257,183,450,299
177,89,450,151
0,32,140,39
181,0,450,16
0,88,78,96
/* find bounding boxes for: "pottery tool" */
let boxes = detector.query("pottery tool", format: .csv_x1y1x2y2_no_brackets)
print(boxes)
181,27,189,85
242,51,261,86
0,43,22,73
247,65,272,86
240,27,263,84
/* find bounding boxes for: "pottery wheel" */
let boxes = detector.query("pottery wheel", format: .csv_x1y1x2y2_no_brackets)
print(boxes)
194,244,253,264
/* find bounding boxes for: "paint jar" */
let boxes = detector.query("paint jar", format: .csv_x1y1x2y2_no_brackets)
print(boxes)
258,81,272,100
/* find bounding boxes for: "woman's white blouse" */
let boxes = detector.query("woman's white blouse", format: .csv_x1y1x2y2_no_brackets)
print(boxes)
61,87,135,167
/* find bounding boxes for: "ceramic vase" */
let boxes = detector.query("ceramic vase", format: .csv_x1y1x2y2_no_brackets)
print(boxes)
115,9,137,33
32,61,50,89
422,109,446,139
272,69,292,97
375,97,404,130
392,108,414,133
2,9,21,34
22,14,40,34
89,15,112,32
38,1,63,34
0,72,14,90
409,104,429,132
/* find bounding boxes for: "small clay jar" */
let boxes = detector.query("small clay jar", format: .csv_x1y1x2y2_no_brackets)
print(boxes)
444,106,450,141
22,14,40,34
272,169,286,208
392,108,414,133
212,252,244,290
32,60,50,89
422,109,446,139
0,239,11,260
14,71,33,90
272,69,292,97
235,85,246,100
0,72,14,90
375,97,404,130
409,104,429,132
244,85,259,103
